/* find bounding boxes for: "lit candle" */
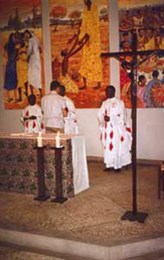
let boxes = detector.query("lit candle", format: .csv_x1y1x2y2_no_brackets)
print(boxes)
56,131,60,148
37,132,43,147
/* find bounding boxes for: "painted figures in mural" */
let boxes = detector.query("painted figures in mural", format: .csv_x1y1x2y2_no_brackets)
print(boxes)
78,0,103,90
3,30,42,105
60,29,89,93
3,33,18,103
58,0,103,92
50,0,109,108
119,3,164,108
0,2,43,110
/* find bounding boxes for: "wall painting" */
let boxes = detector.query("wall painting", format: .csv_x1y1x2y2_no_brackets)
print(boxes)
49,0,110,108
0,0,44,110
119,0,164,108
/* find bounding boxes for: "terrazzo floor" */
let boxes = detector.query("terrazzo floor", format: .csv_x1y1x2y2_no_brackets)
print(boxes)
0,161,164,259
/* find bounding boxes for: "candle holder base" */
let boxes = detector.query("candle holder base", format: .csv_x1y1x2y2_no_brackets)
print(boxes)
51,197,68,204
34,194,50,201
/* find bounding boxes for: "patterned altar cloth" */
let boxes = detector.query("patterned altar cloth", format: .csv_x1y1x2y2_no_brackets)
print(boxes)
0,133,74,198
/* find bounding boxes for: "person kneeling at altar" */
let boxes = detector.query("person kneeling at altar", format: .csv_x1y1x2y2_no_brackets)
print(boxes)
21,94,44,133
59,85,79,134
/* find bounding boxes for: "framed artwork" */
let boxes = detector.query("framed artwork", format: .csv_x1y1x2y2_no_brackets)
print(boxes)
49,0,110,108
0,0,45,109
119,0,164,108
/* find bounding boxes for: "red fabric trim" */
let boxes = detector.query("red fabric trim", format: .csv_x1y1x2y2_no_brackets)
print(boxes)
109,142,113,151
121,136,124,142
110,130,114,139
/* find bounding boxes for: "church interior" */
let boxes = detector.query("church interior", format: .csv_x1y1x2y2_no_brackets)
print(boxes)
0,0,164,259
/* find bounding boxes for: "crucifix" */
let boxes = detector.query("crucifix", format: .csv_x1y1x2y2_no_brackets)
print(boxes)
101,30,164,223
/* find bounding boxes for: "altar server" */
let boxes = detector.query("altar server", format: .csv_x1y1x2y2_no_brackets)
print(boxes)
59,85,79,134
21,94,44,133
98,85,132,171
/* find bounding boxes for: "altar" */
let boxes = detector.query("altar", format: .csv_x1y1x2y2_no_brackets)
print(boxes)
0,133,89,199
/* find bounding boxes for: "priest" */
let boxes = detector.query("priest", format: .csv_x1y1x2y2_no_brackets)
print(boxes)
98,85,132,172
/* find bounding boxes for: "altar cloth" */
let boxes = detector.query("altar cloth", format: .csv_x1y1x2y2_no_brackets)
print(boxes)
0,133,89,198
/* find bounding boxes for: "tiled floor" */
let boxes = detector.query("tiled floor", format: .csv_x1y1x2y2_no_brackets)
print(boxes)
0,162,164,259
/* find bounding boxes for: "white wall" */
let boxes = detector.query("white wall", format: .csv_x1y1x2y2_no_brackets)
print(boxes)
137,109,164,160
0,0,164,160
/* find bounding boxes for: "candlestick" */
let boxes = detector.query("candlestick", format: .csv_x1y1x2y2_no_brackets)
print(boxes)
55,131,60,148
37,132,43,147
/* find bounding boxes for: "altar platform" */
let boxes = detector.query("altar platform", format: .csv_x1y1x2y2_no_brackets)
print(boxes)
0,161,164,259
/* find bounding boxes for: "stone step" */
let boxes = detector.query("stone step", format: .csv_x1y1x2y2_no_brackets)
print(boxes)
0,228,164,260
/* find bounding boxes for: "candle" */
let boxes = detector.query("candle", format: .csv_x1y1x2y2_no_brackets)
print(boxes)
37,132,43,147
56,131,60,148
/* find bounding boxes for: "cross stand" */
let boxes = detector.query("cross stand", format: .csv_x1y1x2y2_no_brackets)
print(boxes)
51,146,68,203
34,146,50,201
158,162,164,199
101,32,164,223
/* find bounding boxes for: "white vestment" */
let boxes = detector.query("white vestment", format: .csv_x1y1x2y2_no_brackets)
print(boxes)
27,33,42,89
98,97,132,169
41,91,66,129
22,104,44,133
64,96,79,134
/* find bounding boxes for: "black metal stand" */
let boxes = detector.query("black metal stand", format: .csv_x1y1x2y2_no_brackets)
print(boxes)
120,114,149,224
158,163,164,199
121,211,148,223
51,146,67,203
34,146,50,201
121,32,148,223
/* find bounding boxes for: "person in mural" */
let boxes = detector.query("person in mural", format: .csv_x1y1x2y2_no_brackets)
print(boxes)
98,85,132,172
16,32,29,102
78,0,103,90
21,94,44,133
119,10,133,31
132,9,144,29
137,28,146,51
143,6,161,30
154,27,164,49
60,30,89,93
3,32,18,103
24,30,42,97
144,70,161,108
137,74,147,108
144,27,157,50
120,32,132,47
59,85,79,134
120,40,132,63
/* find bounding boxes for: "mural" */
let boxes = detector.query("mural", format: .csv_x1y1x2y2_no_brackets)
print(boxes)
119,0,164,108
49,0,110,108
0,0,44,110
